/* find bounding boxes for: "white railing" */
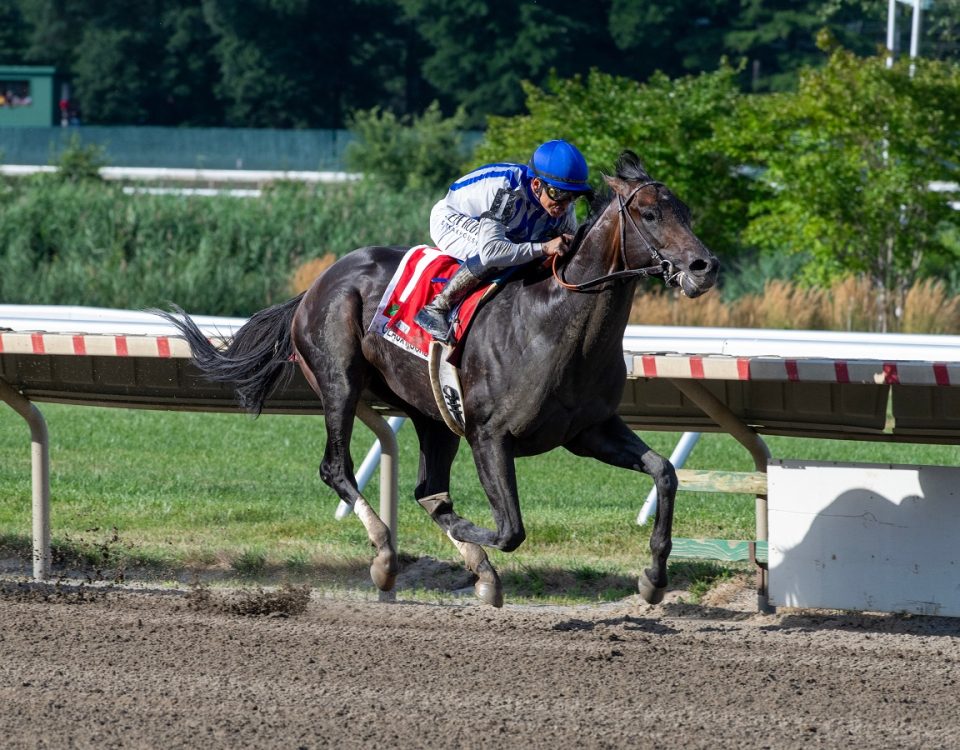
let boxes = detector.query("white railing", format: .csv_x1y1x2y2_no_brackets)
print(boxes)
623,325,960,362
0,164,360,184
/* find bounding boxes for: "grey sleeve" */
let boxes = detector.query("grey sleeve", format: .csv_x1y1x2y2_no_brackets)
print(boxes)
475,216,543,269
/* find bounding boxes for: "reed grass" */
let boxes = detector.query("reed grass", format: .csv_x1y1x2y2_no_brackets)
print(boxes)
0,177,434,316
631,275,960,334
290,252,337,294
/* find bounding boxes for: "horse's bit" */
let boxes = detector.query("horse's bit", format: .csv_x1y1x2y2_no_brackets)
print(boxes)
552,181,679,292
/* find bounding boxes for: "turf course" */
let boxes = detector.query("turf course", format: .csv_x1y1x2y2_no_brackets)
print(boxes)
0,403,956,601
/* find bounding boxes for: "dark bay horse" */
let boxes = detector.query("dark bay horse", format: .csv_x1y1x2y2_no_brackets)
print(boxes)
161,150,719,607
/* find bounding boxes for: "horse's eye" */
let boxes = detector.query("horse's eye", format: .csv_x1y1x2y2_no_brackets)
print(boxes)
642,211,656,222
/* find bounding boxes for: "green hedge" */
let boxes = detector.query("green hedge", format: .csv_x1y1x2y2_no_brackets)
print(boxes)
0,176,435,316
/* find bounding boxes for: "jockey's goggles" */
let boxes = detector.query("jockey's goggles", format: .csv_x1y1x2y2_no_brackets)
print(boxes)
542,183,577,203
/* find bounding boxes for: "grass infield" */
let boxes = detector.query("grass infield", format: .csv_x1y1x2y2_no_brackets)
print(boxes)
0,403,956,603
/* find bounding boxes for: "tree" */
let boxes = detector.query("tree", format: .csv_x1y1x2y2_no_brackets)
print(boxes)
0,0,30,65
12,0,424,127
609,0,882,93
16,0,222,125
203,0,419,128
397,0,618,126
826,0,960,61
6,0,955,130
155,4,224,125
717,36,960,331
476,66,753,263
345,101,468,191
16,0,87,73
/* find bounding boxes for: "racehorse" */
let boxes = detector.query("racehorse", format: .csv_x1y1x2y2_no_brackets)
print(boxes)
160,150,719,607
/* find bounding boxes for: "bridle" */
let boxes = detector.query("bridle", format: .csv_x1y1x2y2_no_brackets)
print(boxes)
552,181,681,292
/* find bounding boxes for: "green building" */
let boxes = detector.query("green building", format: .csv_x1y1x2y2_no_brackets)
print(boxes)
0,66,57,127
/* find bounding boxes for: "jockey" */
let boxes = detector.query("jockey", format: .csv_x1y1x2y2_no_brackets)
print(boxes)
414,139,592,342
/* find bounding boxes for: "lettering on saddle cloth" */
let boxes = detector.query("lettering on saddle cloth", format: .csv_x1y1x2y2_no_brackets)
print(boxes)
369,245,499,435
368,245,491,362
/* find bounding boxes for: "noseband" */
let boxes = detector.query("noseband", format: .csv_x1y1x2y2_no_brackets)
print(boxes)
552,181,677,292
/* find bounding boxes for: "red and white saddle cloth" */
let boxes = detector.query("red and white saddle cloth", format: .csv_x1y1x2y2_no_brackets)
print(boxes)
368,245,493,363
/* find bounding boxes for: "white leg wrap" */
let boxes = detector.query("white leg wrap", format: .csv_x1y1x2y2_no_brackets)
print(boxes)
354,496,379,535
446,530,470,556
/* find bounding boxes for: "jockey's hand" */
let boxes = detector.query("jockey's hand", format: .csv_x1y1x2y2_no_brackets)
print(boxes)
542,234,573,259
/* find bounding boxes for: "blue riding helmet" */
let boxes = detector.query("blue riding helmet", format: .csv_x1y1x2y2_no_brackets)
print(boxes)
528,140,590,192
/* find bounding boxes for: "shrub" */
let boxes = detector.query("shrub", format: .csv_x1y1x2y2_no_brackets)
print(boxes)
345,101,468,191
52,134,106,183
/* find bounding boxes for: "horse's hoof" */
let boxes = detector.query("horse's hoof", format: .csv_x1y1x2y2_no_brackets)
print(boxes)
370,549,398,592
638,572,666,605
475,580,504,608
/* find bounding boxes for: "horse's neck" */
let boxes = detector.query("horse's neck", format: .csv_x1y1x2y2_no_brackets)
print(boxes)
531,212,637,366
557,209,635,347
565,206,622,284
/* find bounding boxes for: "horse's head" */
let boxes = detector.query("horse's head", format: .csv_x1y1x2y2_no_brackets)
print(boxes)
603,151,719,298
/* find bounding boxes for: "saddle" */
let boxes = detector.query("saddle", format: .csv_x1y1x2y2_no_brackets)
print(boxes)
368,246,502,435
369,246,499,362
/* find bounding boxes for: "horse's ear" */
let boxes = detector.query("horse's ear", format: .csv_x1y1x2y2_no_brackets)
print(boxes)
615,150,651,182
603,172,630,195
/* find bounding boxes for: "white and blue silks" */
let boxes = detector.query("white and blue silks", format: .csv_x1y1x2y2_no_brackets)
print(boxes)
429,163,577,272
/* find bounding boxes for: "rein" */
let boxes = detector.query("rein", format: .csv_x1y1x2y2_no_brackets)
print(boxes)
551,181,674,292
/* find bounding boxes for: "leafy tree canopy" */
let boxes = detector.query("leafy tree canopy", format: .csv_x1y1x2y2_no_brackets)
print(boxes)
476,65,753,261
716,34,960,329
345,101,468,191
2,0,954,127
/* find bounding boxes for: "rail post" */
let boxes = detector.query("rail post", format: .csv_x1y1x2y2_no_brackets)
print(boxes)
0,378,50,580
667,378,773,612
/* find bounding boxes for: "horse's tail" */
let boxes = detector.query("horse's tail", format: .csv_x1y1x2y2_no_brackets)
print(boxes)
153,293,305,416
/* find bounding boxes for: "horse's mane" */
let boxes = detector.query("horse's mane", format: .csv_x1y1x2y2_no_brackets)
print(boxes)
569,150,652,253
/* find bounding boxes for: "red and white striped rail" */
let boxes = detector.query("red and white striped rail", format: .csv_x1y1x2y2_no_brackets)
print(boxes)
2,330,957,387
0,331,192,358
628,353,958,386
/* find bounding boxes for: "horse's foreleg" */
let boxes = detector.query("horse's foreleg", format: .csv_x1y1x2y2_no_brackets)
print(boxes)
455,432,525,552
566,416,677,604
412,419,503,607
411,432,523,552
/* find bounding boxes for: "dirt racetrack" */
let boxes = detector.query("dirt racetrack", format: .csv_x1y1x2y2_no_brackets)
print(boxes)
2,576,960,749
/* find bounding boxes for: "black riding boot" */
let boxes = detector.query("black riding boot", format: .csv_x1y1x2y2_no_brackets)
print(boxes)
414,261,484,343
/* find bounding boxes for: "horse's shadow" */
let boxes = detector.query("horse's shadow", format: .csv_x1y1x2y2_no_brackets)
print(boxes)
765,464,960,637
552,614,679,635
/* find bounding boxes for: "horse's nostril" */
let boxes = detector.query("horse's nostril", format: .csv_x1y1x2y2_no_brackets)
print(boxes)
688,259,708,273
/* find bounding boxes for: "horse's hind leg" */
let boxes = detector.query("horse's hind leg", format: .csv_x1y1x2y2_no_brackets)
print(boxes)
565,415,678,605
411,417,503,607
293,300,398,592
